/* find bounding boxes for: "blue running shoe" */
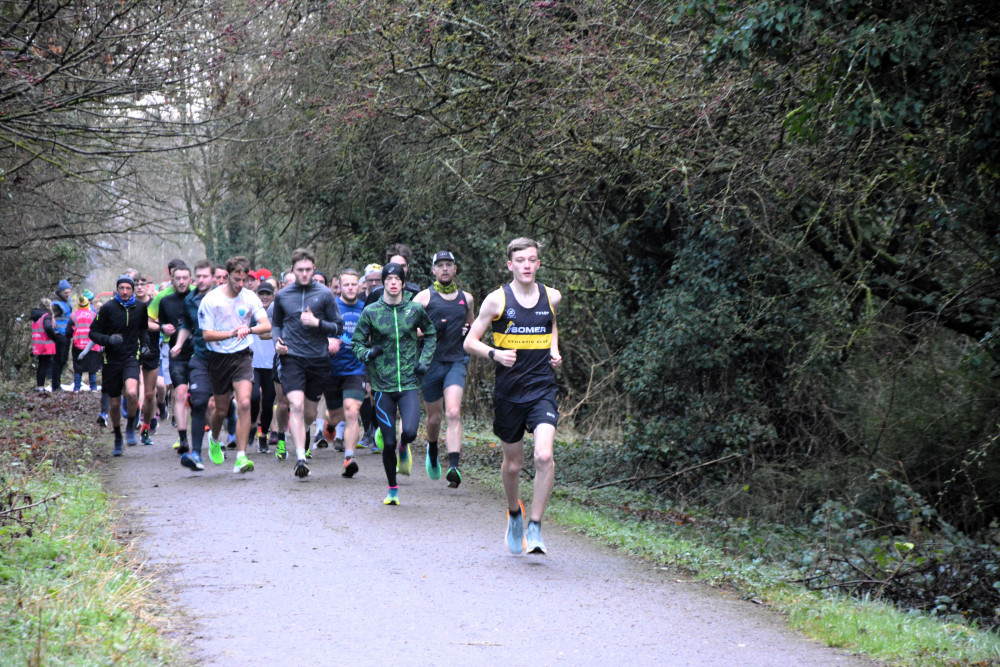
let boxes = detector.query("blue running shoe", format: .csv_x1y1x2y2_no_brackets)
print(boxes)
383,488,399,505
125,423,137,447
425,449,441,480
180,451,205,471
526,520,547,555
506,500,526,555
112,434,124,457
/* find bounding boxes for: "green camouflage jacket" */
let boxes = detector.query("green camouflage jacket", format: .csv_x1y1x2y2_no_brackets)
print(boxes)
353,297,436,392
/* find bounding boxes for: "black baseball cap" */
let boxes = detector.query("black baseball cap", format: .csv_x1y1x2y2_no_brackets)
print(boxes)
432,251,456,264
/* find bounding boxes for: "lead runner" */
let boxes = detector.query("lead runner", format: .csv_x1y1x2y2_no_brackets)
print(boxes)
464,237,563,555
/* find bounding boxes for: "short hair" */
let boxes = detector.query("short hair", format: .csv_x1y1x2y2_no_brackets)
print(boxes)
136,273,150,283
167,258,184,273
384,243,412,264
124,267,139,279
340,268,359,280
193,259,212,272
507,237,542,260
225,256,251,274
212,264,226,274
39,297,53,312
291,248,315,266
172,263,191,275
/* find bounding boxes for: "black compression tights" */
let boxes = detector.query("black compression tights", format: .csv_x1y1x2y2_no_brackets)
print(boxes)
374,389,420,488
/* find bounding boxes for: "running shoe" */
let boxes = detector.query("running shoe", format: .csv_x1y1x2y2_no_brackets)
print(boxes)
333,437,345,452
180,451,205,471
355,434,368,450
257,435,269,454
268,431,279,447
275,440,287,461
149,416,158,435
314,430,328,449
226,434,237,449
372,428,383,453
125,424,137,447
158,402,168,421
172,439,180,450
294,459,310,478
176,441,190,455
112,435,124,457
506,500,526,555
140,426,152,446
425,449,441,480
234,454,255,474
526,521,547,555
396,444,412,475
342,458,359,478
383,488,399,506
305,446,312,460
97,413,108,428
208,435,225,465
446,467,462,489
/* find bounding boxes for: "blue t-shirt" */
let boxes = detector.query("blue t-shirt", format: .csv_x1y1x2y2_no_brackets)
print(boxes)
329,297,365,376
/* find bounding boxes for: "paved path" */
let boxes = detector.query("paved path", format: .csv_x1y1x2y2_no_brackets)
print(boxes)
105,430,875,666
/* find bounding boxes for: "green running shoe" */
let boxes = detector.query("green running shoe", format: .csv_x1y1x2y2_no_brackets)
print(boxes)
425,450,441,480
233,454,255,474
373,428,383,452
396,443,412,475
305,446,312,460
383,488,399,505
208,435,225,465
275,440,287,461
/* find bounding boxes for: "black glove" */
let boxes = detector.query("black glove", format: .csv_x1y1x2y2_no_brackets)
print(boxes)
365,345,383,362
415,361,429,378
108,333,123,347
140,343,151,358
53,333,67,345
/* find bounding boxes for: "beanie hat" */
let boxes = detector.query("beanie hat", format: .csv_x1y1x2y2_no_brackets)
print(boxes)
77,295,90,309
82,289,94,300
364,263,382,278
382,262,405,283
58,279,71,292
116,275,135,288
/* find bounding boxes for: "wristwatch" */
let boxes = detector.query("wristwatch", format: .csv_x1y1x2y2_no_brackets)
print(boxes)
489,349,495,360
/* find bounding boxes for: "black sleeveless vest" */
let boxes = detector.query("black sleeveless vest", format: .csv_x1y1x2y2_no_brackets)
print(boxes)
491,283,555,402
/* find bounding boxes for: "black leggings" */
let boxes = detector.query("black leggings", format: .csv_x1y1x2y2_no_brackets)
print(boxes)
374,389,420,487
251,368,275,434
35,355,53,388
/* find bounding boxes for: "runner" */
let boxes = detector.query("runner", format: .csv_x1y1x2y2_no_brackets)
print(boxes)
89,275,149,456
173,260,214,470
362,263,382,301
197,256,271,474
249,280,276,453
213,264,228,287
270,248,343,479
364,244,421,306
464,237,563,555
135,274,160,446
353,262,436,505
413,251,475,487
324,268,366,478
150,263,193,453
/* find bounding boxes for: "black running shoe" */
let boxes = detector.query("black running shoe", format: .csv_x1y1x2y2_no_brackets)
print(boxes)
446,467,462,489
294,460,310,478
342,458,359,478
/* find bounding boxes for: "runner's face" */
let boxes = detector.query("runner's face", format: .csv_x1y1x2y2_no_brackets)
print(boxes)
384,274,403,296
339,275,359,301
366,274,382,291
194,268,213,292
389,255,408,278
117,283,133,300
432,260,456,283
314,274,326,286
172,269,191,293
214,268,228,285
258,290,274,306
507,248,540,284
330,278,341,296
293,259,315,286
135,279,150,299
228,269,247,294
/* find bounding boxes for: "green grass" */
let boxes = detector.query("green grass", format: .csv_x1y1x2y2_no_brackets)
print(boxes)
0,388,183,667
459,428,1000,667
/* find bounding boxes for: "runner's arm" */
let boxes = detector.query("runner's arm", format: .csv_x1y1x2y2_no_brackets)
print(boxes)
464,289,515,366
548,288,563,369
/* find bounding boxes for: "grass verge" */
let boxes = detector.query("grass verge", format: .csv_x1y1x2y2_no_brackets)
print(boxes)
0,388,182,666
459,427,1000,667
